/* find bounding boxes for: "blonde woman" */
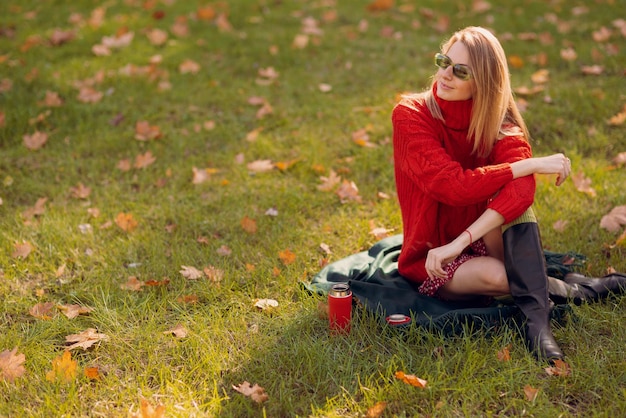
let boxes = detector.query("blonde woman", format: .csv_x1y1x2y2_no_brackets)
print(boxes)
392,26,572,362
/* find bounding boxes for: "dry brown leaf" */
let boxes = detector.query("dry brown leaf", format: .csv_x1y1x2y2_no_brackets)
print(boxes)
191,167,219,184
134,151,156,169
274,158,300,172
553,219,569,232
65,328,109,351
38,90,64,107
180,265,203,280
146,28,168,46
179,59,200,74
115,212,138,232
70,182,91,199
254,299,279,310
581,65,604,75
608,104,626,126
367,0,394,12
0,348,26,383
612,151,626,166
524,385,539,402
336,180,362,203
317,170,341,191
531,69,550,84
560,47,577,61
58,304,93,319
12,241,33,259
496,344,511,362
571,171,596,197
120,276,145,291
163,324,188,338
544,359,571,376
22,197,47,220
46,351,77,383
204,265,223,284
247,159,275,173
77,86,103,103
135,121,161,141
23,131,48,150
29,302,56,320
600,205,626,233
216,245,232,257
232,381,269,403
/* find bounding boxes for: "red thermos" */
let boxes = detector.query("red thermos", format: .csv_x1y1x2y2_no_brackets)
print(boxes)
328,283,352,334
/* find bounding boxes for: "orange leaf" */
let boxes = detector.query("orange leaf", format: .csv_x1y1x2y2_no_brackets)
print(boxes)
204,265,223,284
367,0,394,12
144,278,170,287
22,197,47,220
70,182,91,199
29,302,56,320
336,180,362,203
130,398,166,418
544,359,571,376
84,366,101,380
366,401,388,418
46,351,78,383
179,59,201,74
395,371,427,388
497,344,511,362
115,212,138,232
23,131,48,150
241,216,258,234
121,276,145,291
134,151,156,169
135,121,161,141
0,348,26,383
278,249,296,265
12,241,33,259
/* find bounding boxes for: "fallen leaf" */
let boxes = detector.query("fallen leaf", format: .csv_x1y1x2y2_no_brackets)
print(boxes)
115,212,138,232
84,366,101,381
278,249,296,265
367,0,394,12
544,359,571,376
38,90,64,107
163,324,188,338
600,206,626,233
553,219,569,232
12,241,33,258
146,28,168,46
134,151,156,169
144,278,170,287
366,401,388,418
395,371,427,388
77,86,103,103
317,170,341,191
254,299,279,310
247,159,274,173
204,265,223,284
179,59,200,74
46,351,78,382
135,121,161,141
58,304,93,319
560,47,577,61
191,166,219,184
70,183,91,199
571,171,596,197
336,180,362,203
497,344,511,362
232,381,269,403
23,131,48,150
65,328,109,351
120,276,145,291
180,265,203,280
216,245,232,257
29,302,56,320
22,197,47,220
608,104,626,126
524,385,539,402
0,348,26,382
177,294,199,304
241,216,258,234
130,398,165,418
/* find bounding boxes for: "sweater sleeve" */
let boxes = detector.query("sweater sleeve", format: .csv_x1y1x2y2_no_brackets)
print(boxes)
392,103,513,206
487,134,536,223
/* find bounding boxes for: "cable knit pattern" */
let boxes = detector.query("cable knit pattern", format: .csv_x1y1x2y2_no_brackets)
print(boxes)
392,84,534,283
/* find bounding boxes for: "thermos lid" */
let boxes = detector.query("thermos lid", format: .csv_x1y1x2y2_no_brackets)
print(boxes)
329,283,351,297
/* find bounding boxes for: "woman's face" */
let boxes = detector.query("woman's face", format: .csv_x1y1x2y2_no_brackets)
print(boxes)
435,41,475,101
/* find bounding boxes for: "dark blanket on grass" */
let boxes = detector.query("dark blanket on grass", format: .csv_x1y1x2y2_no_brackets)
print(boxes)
304,234,583,334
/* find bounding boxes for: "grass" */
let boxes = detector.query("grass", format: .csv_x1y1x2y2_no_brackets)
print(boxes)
1,0,625,416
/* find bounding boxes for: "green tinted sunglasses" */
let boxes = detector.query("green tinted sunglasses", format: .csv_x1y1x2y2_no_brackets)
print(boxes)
435,53,473,81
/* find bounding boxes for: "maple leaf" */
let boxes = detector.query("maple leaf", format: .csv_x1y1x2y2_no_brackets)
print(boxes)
613,151,626,167
292,33,309,49
496,344,511,362
600,205,626,233
395,371,427,388
233,381,269,403
608,104,626,126
46,351,78,383
163,324,188,338
29,302,56,320
241,216,258,234
117,159,132,171
65,328,109,351
274,158,300,171
0,348,26,383
180,265,203,280
192,167,219,184
367,0,394,12
120,276,145,291
84,366,101,381
571,171,596,197
544,359,571,376
101,31,134,49
130,398,165,418
353,128,376,147
146,28,168,46
115,212,138,232
216,245,232,257
177,294,199,304
38,90,64,107
179,59,200,74
279,249,296,265
524,385,539,402
134,151,156,169
77,86,103,103
70,182,91,199
560,47,577,61
144,278,170,287
49,29,75,46
22,197,48,220
58,304,93,319
12,241,33,259
135,121,161,141
336,180,362,203
23,131,48,150
317,170,341,191
204,265,223,284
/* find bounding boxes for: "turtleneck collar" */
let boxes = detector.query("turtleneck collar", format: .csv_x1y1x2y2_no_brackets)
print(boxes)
432,83,473,131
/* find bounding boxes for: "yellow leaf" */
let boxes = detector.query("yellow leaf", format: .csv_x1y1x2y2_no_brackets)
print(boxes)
46,351,78,383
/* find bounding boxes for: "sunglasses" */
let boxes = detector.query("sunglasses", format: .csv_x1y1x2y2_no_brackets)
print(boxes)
434,53,472,81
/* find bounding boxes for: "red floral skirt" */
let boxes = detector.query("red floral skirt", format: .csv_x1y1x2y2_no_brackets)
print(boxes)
418,239,489,298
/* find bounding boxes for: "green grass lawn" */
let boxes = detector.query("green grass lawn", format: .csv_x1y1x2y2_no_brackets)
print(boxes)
1,0,625,416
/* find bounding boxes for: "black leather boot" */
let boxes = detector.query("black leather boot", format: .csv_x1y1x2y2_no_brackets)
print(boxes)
503,222,564,362
548,272,626,305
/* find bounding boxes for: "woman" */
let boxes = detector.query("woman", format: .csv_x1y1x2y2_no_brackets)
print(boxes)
392,26,572,362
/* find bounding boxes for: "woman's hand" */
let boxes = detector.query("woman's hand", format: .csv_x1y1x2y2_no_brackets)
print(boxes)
425,240,467,280
511,153,571,186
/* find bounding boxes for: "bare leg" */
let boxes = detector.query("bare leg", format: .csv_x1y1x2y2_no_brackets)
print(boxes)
482,227,504,262
438,256,510,301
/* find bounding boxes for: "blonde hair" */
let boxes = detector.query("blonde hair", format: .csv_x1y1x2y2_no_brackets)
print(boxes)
408,26,529,157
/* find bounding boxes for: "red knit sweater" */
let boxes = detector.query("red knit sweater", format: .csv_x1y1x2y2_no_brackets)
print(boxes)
392,85,535,284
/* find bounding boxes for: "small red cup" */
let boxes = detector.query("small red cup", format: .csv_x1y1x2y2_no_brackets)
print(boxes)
328,283,352,334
